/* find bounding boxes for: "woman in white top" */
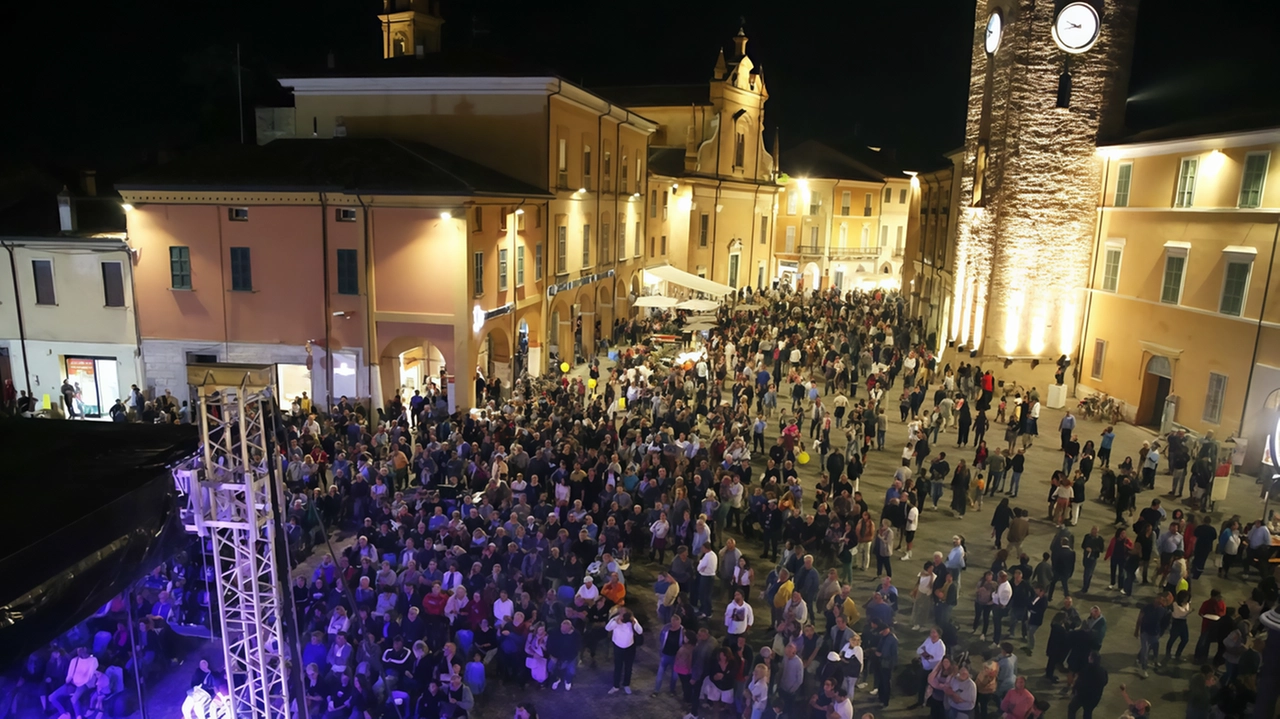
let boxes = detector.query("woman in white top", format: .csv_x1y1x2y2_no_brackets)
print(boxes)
747,663,771,719
444,586,469,627
523,623,549,687
604,610,643,693
911,565,935,630
733,556,755,594
839,633,864,700
649,512,671,563
1165,589,1193,662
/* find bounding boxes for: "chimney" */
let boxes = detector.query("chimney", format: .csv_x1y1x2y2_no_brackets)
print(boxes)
81,170,97,197
57,186,75,233
733,28,748,58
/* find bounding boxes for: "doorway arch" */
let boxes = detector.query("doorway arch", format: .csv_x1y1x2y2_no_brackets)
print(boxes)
1137,355,1173,427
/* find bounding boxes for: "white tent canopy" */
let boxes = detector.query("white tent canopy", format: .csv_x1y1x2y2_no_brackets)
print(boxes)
633,295,680,308
675,298,721,312
644,264,735,297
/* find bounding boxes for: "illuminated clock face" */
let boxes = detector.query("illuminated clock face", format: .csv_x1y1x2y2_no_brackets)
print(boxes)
1053,2,1100,53
985,12,1003,55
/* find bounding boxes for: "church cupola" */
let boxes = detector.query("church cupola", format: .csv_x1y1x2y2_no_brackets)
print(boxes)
379,0,444,59
733,28,748,58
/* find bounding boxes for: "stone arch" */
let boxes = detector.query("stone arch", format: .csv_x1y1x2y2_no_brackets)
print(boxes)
577,289,596,361
598,281,615,346
378,329,453,410
801,261,822,291
476,322,513,399
1146,355,1172,379
549,293,574,369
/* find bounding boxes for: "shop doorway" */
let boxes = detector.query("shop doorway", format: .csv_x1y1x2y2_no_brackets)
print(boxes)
63,356,120,419
1137,355,1173,427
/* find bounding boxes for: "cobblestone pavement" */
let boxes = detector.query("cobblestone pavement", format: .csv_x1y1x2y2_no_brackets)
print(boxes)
473,356,1271,719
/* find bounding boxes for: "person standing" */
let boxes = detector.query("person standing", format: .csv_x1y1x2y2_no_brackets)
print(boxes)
1080,526,1104,593
724,590,754,639
695,543,718,618
1134,594,1171,679
1067,651,1108,719
605,610,642,694
910,627,946,709
874,623,899,707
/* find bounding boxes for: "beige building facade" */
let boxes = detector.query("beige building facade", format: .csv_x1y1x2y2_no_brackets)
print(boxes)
903,149,964,350
1078,127,1280,469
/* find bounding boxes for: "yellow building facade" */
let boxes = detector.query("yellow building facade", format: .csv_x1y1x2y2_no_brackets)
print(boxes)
1078,127,1280,468
771,141,912,293
596,29,779,294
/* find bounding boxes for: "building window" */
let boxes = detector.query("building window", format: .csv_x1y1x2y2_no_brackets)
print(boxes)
787,191,797,215
634,222,641,257
1220,260,1252,316
660,235,667,255
472,206,483,232
1090,339,1106,380
336,249,359,295
582,224,591,266
841,191,851,216
839,224,848,247
863,193,873,216
883,188,892,204
101,261,125,307
169,246,191,289
601,223,611,264
661,190,668,220
1174,157,1198,208
860,225,870,247
879,226,889,247
516,246,525,287
650,190,658,218
649,236,655,257
582,145,592,190
1101,244,1123,292
535,243,544,281
498,248,509,291
555,225,568,273
1239,152,1269,208
759,215,768,245
621,155,629,193
810,226,819,247
1203,372,1227,424
603,151,611,189
728,253,740,288
1161,253,1187,304
785,226,796,252
699,213,710,247
230,247,252,291
734,132,745,167
900,188,907,204
1114,162,1133,207
336,208,357,222
557,138,567,187
618,222,627,261
809,197,820,216
499,206,510,231
32,259,55,305
473,252,484,295
228,207,248,221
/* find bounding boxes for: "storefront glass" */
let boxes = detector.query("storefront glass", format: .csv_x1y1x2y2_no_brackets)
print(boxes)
63,356,120,418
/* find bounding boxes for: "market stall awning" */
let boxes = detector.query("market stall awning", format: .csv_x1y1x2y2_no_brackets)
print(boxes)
644,264,736,296
676,298,721,312
634,294,680,308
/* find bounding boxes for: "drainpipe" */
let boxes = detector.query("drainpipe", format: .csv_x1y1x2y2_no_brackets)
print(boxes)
547,82,566,359
356,195,375,410
3,242,32,398
511,199,527,377
320,193,334,409
1238,216,1280,441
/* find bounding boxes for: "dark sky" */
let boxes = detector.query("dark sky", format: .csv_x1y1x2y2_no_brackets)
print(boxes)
1,0,1277,184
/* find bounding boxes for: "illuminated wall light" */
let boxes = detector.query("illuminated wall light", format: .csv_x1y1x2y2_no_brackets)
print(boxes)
677,195,692,212
910,176,920,189
440,211,452,221
1028,305,1047,357
121,203,135,212
1203,149,1226,175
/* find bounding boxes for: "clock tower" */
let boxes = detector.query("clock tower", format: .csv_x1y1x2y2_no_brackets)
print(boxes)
951,0,1140,360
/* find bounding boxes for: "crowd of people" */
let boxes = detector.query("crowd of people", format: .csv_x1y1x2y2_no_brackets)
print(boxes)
5,284,1277,719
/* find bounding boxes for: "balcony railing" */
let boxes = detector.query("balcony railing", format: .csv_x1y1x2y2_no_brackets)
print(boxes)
798,245,883,260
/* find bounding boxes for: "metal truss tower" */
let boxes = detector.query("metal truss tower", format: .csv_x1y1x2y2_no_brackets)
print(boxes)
192,370,295,719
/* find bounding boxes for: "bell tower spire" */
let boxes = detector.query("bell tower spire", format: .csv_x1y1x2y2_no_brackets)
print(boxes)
378,0,444,59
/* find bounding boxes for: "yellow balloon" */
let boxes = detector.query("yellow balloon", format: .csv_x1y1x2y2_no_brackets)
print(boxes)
619,397,626,409
560,362,570,373
588,378,597,389
797,451,810,465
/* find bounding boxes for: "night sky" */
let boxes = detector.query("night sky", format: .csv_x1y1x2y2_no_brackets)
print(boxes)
1,0,1277,192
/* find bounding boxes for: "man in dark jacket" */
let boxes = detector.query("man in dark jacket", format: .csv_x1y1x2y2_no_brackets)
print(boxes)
1067,651,1108,719
1050,538,1077,600
547,619,581,690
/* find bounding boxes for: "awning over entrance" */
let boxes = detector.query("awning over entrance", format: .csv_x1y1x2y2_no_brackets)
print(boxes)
644,264,735,297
